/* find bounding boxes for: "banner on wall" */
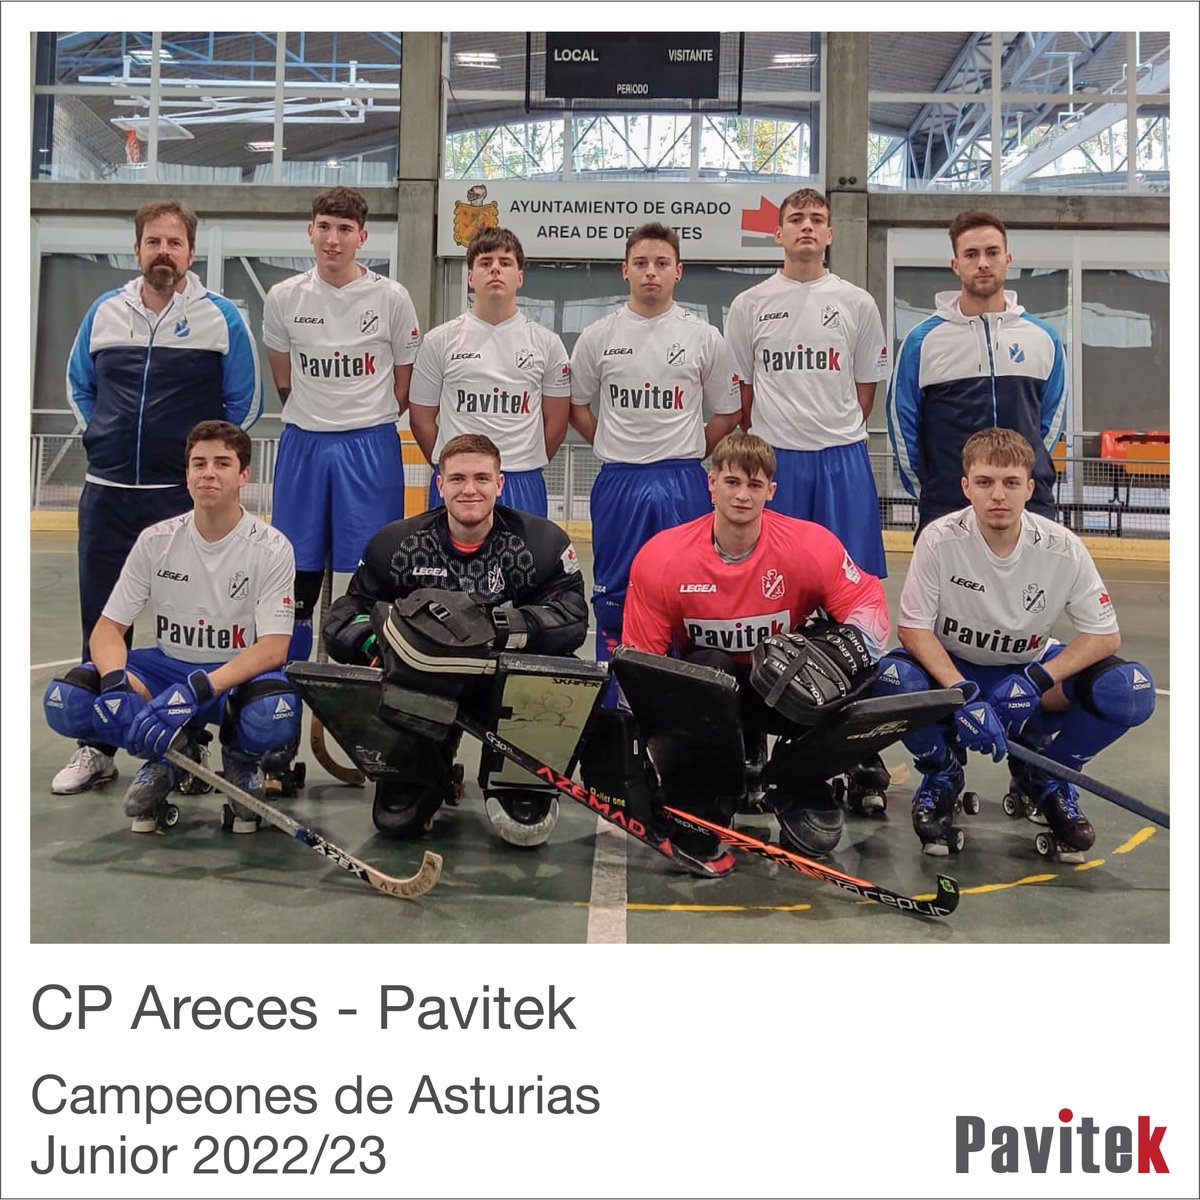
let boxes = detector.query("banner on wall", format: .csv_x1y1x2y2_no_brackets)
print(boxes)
437,181,795,261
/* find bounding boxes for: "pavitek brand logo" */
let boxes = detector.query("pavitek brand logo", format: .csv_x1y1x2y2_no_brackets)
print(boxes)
606,381,683,410
760,343,841,373
956,1108,1168,1174
455,387,531,414
156,615,247,651
297,350,376,379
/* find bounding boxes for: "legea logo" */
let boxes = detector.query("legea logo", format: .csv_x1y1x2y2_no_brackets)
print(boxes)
956,1109,1168,1174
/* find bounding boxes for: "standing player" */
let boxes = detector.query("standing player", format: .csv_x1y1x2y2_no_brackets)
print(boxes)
409,228,571,516
43,421,299,834
886,209,1067,536
322,434,588,845
262,186,420,673
56,199,262,797
569,222,742,670
724,188,890,578
725,188,892,805
622,432,890,857
873,428,1155,860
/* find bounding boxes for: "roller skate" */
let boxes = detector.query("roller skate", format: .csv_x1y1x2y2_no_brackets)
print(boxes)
772,778,844,857
910,750,980,856
741,731,770,815
219,746,265,834
123,760,184,833
1001,752,1048,825
1031,780,1094,864
262,735,305,798
843,751,891,815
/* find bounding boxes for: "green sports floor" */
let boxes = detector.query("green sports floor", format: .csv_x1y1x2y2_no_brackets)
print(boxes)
28,530,1171,945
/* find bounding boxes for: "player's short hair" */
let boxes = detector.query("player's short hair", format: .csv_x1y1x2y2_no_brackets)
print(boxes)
466,227,525,271
134,200,198,249
186,420,252,470
948,209,1007,255
439,434,503,473
625,222,680,262
961,428,1034,476
311,186,369,228
710,432,776,482
777,187,830,223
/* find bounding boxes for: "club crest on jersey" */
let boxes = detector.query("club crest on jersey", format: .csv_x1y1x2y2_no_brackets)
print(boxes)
820,305,840,328
666,342,686,366
1022,583,1046,613
515,348,534,370
842,551,861,584
360,309,379,335
488,564,505,593
761,568,785,601
174,318,190,338
229,571,251,600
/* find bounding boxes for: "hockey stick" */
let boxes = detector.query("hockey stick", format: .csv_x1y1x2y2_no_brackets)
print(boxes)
310,565,365,787
1005,741,1169,830
663,805,960,917
451,708,737,878
164,746,442,900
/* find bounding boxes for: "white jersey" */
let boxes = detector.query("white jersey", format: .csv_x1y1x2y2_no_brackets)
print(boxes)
570,303,741,464
725,271,889,450
410,311,571,471
899,507,1119,667
104,509,295,665
262,268,420,432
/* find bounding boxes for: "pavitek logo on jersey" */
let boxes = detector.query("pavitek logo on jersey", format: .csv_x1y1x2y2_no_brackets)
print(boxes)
297,350,376,379
941,617,1043,656
956,1108,1168,1174
456,387,531,414
760,343,841,373
685,611,789,652
606,382,684,410
156,616,248,651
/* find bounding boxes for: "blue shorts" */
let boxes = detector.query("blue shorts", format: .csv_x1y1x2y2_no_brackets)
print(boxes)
767,441,887,577
590,459,711,618
272,423,405,573
427,467,547,517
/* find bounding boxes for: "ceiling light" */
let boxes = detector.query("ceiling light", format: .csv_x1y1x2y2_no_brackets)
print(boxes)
128,49,177,64
246,140,278,152
770,53,818,68
454,52,500,69
326,159,342,169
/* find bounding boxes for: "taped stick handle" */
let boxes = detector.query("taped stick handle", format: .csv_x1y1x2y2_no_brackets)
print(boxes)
1006,741,1169,829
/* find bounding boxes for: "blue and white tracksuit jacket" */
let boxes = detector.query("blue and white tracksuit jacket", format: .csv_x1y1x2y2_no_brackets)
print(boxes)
885,290,1066,531
66,272,262,487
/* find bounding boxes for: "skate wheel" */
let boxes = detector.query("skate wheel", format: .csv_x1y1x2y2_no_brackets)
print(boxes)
950,828,965,852
1034,831,1055,858
1002,792,1021,818
291,761,307,788
161,803,180,829
962,791,980,817
860,790,887,815
830,777,849,809
221,803,235,832
448,763,466,807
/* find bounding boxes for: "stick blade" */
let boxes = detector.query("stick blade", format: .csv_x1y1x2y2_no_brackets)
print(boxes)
368,849,443,899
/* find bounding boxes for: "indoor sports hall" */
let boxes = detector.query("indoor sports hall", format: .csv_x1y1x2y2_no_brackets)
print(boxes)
27,29,1173,945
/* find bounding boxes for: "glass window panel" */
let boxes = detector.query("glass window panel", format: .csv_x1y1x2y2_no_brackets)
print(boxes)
1136,108,1169,192
868,103,991,192
1080,269,1169,433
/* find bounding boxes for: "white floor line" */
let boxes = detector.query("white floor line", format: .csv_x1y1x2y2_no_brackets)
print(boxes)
31,658,78,671
585,815,628,944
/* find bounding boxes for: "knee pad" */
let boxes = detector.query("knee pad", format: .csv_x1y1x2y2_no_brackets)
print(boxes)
1066,658,1156,729
44,664,101,740
224,673,302,755
871,651,934,698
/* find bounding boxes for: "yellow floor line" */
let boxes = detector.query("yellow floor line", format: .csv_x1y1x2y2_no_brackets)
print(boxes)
962,872,1059,894
1114,827,1156,854
1073,859,1106,872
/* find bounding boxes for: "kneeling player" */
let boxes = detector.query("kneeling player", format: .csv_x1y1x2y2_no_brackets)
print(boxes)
43,421,299,833
621,432,891,857
872,428,1156,860
322,433,588,844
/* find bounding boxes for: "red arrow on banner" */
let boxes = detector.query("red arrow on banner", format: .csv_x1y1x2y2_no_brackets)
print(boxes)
741,196,779,234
